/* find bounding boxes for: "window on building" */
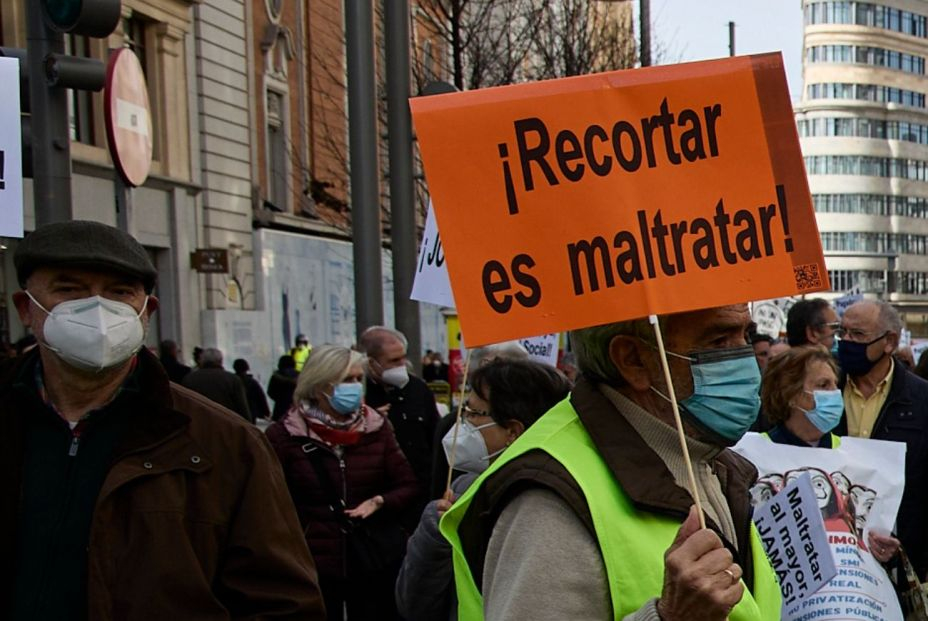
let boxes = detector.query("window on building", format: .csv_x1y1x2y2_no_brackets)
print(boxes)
267,90,288,211
123,16,149,78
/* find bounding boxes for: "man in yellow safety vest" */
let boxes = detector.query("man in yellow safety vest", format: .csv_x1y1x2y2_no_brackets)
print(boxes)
441,304,781,620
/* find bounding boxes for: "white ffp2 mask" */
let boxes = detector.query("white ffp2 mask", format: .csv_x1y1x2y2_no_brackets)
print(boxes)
381,365,410,389
27,291,148,373
442,419,500,475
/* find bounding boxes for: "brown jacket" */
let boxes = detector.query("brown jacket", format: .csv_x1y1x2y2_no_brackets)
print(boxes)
0,349,325,620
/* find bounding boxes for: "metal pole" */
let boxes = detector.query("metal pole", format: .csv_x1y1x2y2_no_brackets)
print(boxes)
640,0,652,67
26,1,72,226
729,21,736,57
345,0,384,339
385,0,421,373
115,174,133,233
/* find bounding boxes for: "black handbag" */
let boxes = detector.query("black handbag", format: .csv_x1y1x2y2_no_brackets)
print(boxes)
303,444,407,574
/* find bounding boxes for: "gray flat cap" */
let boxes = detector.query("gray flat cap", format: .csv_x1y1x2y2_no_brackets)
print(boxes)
15,220,157,292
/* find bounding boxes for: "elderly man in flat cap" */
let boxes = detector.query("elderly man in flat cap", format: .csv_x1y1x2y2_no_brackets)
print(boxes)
0,221,325,620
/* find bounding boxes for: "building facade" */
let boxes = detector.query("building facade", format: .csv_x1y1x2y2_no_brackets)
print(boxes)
0,0,203,352
797,0,928,332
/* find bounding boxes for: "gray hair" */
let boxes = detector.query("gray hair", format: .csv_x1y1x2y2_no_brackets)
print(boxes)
294,344,365,402
470,341,529,367
875,301,903,336
467,341,529,381
359,326,408,359
570,317,664,386
200,347,223,367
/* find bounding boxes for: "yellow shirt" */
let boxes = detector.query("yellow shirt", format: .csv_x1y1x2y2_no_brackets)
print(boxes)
844,358,894,438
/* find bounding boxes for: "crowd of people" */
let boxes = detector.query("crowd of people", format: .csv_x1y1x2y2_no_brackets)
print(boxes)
6,219,928,620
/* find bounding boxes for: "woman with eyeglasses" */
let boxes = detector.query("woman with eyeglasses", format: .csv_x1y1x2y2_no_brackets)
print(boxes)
760,344,900,562
395,358,571,621
266,345,419,621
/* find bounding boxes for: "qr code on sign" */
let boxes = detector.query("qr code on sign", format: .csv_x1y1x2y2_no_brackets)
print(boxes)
794,263,822,291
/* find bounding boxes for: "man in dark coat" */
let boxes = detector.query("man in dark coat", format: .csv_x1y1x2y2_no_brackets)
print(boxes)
361,327,440,508
268,354,299,421
2,220,324,620
182,347,252,422
836,300,928,582
158,339,191,384
233,358,271,421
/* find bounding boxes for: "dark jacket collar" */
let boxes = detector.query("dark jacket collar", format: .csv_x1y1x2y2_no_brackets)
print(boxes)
767,424,834,448
1,348,190,467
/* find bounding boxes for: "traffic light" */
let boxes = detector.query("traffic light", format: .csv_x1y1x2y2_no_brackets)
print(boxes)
40,0,122,37
22,0,122,224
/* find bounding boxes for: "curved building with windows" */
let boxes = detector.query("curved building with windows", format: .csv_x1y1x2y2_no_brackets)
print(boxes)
797,0,928,327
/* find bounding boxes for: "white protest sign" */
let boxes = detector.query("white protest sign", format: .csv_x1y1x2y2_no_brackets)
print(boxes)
411,202,455,308
0,57,23,238
518,333,559,367
834,287,863,319
753,473,836,610
734,433,906,621
752,300,786,339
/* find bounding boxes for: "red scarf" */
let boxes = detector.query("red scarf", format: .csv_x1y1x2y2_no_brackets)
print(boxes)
307,420,363,446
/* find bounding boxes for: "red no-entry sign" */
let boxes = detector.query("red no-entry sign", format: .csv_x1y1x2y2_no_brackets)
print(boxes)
104,48,153,187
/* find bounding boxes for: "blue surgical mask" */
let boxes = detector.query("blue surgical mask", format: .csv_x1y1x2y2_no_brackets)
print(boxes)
798,389,844,433
327,382,363,415
655,345,761,445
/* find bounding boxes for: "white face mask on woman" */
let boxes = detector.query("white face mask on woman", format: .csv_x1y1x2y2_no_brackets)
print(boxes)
441,419,504,474
26,291,148,373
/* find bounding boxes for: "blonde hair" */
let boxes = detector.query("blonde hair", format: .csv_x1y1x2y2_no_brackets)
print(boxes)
294,345,365,403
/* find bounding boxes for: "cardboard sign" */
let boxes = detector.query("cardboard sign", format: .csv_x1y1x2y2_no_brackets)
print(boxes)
753,473,837,611
411,54,828,347
0,57,23,238
411,202,455,307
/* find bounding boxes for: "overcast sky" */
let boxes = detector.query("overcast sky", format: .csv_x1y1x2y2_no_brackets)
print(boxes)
643,0,805,100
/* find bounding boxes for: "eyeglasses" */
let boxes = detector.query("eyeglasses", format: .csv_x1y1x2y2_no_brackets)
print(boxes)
818,321,841,331
462,403,490,421
835,328,889,345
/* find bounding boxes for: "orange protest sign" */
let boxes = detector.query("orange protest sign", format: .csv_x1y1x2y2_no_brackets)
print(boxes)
411,54,828,347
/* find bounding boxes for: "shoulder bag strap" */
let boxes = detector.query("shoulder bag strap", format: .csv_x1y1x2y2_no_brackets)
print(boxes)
301,443,353,531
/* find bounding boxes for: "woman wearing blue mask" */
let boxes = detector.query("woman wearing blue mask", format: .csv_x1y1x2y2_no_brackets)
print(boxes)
759,344,902,565
266,345,419,621
761,345,843,449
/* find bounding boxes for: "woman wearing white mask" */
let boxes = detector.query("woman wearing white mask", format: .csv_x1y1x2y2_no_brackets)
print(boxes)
760,345,900,562
396,358,571,621
266,345,418,621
